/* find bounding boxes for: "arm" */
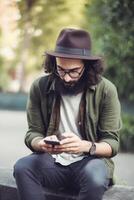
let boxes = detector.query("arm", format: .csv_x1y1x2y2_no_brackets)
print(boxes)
54,81,122,157
24,78,46,151
25,78,64,153
53,133,112,157
97,81,122,157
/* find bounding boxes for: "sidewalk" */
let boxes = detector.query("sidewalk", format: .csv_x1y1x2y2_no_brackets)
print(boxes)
0,110,134,186
0,110,30,168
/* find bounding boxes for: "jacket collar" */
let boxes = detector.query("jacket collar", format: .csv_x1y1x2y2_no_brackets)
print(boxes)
88,85,96,91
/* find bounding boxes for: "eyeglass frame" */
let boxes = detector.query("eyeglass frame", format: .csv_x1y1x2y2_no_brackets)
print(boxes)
55,65,85,79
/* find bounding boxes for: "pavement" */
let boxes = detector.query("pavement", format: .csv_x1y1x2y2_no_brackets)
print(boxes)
0,110,134,186
0,110,30,168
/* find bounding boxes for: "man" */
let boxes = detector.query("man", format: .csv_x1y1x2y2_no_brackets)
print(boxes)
14,28,121,200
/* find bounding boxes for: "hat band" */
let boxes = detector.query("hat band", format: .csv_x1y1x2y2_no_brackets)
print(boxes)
55,46,91,56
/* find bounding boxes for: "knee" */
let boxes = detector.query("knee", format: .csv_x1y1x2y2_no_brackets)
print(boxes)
14,157,30,178
14,154,38,178
80,159,109,188
89,173,108,189
13,153,53,178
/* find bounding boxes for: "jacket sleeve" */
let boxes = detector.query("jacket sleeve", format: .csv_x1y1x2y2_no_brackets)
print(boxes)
24,78,46,151
98,80,122,157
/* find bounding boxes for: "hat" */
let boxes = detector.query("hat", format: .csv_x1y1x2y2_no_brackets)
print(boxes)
46,28,101,60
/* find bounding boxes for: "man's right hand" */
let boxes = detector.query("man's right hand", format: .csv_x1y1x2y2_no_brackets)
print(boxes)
33,135,62,154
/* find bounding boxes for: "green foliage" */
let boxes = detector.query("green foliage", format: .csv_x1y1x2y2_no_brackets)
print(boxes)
0,0,86,91
0,22,18,91
0,29,9,91
16,0,86,72
0,56,10,91
120,114,134,152
85,0,134,102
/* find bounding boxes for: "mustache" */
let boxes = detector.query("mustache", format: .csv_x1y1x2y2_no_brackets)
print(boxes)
62,80,77,87
54,70,88,95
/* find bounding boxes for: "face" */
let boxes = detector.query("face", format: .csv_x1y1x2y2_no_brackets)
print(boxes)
55,57,87,95
56,57,84,87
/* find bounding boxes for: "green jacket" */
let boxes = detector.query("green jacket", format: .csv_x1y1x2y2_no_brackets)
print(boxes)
25,74,122,179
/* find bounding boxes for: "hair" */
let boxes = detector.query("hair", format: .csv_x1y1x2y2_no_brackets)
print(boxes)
42,54,104,86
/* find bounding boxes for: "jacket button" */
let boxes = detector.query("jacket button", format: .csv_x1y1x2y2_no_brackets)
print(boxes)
78,121,81,126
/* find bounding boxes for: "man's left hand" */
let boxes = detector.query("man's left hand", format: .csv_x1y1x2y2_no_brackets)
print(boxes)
53,132,91,154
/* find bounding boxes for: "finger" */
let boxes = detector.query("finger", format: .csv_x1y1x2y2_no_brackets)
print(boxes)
52,148,63,153
60,138,76,145
41,146,54,152
39,139,52,148
41,146,47,151
62,146,78,153
59,144,79,151
63,142,78,147
46,147,55,153
43,143,53,148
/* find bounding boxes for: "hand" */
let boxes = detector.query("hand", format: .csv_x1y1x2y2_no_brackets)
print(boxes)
37,135,61,154
53,132,91,154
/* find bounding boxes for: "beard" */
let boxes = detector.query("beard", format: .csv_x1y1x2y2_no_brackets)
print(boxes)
54,68,89,95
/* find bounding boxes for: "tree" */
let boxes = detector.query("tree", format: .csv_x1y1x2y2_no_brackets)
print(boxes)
16,0,86,91
85,0,134,102
0,28,10,91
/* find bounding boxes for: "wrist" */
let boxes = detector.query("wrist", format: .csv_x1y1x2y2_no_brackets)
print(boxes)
31,137,44,151
83,140,92,153
89,142,96,155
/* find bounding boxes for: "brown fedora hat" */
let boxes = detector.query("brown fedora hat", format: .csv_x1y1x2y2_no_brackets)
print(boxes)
46,28,101,60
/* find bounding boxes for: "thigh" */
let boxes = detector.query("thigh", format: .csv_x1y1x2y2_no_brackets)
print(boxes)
82,158,109,183
70,157,110,190
14,152,70,189
14,152,55,174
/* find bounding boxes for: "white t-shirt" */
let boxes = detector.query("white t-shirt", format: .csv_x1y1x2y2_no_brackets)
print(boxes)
52,92,86,165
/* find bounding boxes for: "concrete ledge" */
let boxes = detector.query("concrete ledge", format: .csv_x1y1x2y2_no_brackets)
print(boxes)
0,169,134,200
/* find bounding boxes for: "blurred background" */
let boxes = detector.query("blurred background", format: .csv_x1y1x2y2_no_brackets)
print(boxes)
0,0,134,186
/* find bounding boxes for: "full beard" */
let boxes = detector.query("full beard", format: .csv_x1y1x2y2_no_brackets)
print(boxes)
54,69,88,95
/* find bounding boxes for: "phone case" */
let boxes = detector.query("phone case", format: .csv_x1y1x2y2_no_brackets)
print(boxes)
44,139,60,146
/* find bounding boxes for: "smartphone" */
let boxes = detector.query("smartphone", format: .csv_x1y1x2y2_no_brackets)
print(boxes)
44,139,60,146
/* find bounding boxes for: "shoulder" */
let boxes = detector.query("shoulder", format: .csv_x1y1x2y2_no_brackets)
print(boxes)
31,74,50,87
97,77,118,99
99,76,116,89
97,76,117,94
28,74,54,100
30,74,53,92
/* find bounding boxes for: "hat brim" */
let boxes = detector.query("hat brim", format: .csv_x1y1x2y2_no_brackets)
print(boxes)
45,51,101,60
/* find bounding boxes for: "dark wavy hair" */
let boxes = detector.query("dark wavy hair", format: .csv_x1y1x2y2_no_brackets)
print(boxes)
42,54,104,86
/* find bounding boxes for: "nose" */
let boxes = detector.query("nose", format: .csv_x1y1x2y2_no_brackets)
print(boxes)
63,73,72,82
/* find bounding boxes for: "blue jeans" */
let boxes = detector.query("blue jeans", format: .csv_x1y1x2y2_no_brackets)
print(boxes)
13,153,110,200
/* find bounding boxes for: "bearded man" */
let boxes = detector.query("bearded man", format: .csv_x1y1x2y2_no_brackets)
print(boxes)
14,28,122,200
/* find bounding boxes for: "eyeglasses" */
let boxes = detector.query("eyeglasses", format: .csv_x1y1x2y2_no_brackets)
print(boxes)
55,65,85,79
